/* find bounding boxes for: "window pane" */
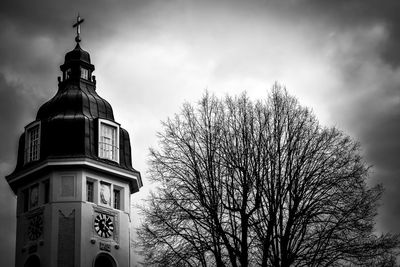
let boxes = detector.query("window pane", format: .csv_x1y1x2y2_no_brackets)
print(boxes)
99,122,118,161
113,189,120,210
87,181,94,202
65,68,72,80
43,180,50,204
27,125,40,163
81,67,89,80
23,189,29,212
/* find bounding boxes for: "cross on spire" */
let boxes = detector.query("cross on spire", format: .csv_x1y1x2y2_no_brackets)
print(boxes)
73,14,85,43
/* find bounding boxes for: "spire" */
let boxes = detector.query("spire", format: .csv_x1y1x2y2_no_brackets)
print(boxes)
73,14,85,44
60,14,94,84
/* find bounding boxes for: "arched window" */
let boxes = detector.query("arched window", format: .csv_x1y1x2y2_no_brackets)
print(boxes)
24,254,40,267
94,253,117,267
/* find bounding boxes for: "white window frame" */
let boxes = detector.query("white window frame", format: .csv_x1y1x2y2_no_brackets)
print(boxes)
98,119,120,163
80,67,89,80
113,186,123,210
25,121,41,164
86,179,95,203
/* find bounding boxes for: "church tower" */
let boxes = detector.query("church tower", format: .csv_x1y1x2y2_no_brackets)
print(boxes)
6,16,142,267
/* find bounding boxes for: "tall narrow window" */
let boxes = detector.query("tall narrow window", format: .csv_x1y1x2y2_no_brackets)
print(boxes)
26,124,40,163
65,68,72,80
43,180,50,204
98,120,119,162
80,67,89,80
87,181,94,203
23,189,29,212
113,189,121,210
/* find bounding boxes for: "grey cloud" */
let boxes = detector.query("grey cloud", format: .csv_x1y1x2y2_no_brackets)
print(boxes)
283,0,400,234
352,101,400,232
1,1,400,265
0,73,38,164
0,179,16,267
298,0,400,66
0,72,40,267
0,0,149,41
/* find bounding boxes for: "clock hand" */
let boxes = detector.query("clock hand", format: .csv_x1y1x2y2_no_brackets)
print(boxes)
99,220,110,231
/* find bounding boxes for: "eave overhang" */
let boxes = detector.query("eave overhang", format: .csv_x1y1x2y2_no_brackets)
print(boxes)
6,157,142,195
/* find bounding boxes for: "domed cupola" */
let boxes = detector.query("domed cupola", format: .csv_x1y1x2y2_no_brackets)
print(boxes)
9,15,141,193
36,42,114,121
59,43,94,85
65,43,91,64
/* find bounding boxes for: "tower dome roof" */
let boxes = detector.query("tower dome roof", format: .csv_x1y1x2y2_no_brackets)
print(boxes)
65,43,91,64
6,15,142,195
36,83,115,121
10,42,138,180
38,43,111,120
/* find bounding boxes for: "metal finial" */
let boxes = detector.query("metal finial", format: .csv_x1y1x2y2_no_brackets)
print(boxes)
73,14,85,43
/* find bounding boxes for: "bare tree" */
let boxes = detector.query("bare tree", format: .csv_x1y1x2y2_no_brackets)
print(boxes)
137,84,399,266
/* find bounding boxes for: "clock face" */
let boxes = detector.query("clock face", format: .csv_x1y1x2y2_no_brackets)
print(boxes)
94,213,114,238
28,215,43,240
100,184,111,205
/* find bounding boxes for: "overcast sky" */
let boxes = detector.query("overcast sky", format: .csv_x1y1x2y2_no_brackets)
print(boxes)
1,0,400,265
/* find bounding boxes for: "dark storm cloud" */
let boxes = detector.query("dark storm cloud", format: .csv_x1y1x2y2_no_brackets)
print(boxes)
290,0,400,233
299,0,400,66
0,73,42,165
0,0,149,41
346,89,400,232
257,0,400,68
1,1,400,266
0,72,41,267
